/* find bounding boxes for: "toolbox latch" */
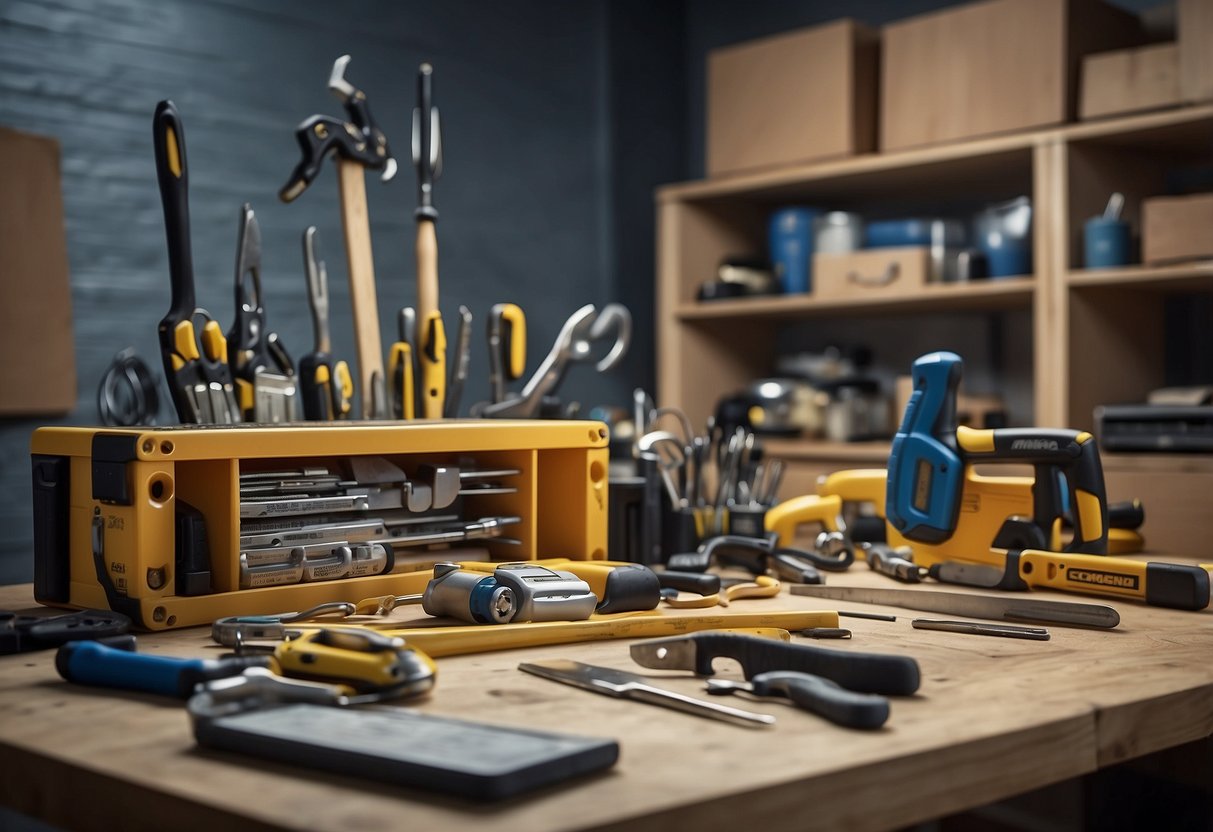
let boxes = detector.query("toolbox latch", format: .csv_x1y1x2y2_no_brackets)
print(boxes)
91,434,140,505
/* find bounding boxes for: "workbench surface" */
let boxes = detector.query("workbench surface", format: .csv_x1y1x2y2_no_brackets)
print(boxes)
1,569,1211,832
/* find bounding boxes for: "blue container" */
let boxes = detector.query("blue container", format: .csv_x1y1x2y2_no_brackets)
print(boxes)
864,219,934,248
1084,217,1131,268
769,207,820,294
976,197,1032,278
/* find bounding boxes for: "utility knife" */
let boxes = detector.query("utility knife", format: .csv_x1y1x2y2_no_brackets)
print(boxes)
629,631,921,696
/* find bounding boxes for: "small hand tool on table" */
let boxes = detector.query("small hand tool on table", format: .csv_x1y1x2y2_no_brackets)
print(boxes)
630,630,921,696
368,562,598,624
152,100,241,425
519,659,776,728
1,609,131,655
227,204,298,423
790,585,1121,628
706,671,890,730
58,627,434,702
297,227,354,420
865,543,927,583
911,619,1050,640
280,55,396,418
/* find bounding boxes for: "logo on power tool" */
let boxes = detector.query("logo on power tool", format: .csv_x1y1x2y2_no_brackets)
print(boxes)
1011,439,1059,451
1067,568,1138,590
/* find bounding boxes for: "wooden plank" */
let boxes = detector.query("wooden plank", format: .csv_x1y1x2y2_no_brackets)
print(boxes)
0,127,76,415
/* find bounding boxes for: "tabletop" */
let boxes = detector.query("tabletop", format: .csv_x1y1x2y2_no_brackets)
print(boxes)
1,568,1211,832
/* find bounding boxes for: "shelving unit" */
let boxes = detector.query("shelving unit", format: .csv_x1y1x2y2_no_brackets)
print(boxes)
657,104,1213,554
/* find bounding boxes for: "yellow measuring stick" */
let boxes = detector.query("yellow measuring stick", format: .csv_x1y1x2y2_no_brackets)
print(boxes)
375,609,838,658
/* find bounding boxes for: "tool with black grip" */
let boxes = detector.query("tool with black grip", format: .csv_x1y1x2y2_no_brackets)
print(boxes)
1,610,131,655
226,204,297,423
706,671,890,730
630,631,920,696
281,55,396,418
297,227,354,420
152,100,240,425
387,307,417,419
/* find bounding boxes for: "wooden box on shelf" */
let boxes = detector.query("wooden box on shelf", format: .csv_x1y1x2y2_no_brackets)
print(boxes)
1080,43,1181,120
881,0,1142,151
1179,0,1213,103
813,247,930,300
1141,192,1213,265
706,19,878,177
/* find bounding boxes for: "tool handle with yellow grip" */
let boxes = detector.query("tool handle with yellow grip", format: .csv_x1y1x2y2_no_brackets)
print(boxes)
1011,550,1209,611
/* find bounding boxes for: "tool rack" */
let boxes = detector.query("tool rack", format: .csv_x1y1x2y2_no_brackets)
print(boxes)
31,420,610,629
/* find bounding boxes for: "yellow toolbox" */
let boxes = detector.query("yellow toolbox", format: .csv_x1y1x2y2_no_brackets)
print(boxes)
31,420,610,629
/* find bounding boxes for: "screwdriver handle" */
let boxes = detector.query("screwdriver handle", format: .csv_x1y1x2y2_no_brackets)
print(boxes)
56,639,270,699
751,671,890,730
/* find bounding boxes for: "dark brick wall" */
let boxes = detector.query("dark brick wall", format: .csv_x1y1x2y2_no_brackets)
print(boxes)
0,0,685,583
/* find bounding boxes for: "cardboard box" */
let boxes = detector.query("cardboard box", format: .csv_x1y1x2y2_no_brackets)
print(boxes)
707,19,878,177
813,247,929,300
1179,0,1213,102
1141,192,1213,264
1080,43,1181,120
881,0,1142,151
0,127,76,415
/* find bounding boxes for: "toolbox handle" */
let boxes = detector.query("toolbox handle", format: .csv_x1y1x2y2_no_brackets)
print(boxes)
846,263,900,288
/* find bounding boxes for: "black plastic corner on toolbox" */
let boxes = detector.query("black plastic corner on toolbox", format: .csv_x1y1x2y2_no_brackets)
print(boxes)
1145,563,1211,611
32,455,71,603
91,433,140,505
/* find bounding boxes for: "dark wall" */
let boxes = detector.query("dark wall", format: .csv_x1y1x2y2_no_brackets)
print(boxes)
0,0,684,583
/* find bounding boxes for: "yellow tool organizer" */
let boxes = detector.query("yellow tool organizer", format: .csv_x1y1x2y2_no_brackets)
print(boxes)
31,420,610,630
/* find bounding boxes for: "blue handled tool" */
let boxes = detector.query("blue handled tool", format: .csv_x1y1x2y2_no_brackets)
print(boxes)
56,639,270,699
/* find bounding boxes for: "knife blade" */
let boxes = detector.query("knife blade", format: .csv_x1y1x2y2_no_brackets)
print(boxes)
629,631,920,696
518,659,775,728
789,585,1120,629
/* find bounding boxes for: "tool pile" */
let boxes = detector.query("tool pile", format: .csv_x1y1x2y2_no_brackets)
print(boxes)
117,56,632,428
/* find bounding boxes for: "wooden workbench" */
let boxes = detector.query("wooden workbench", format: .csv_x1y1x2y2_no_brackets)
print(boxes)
1,570,1211,832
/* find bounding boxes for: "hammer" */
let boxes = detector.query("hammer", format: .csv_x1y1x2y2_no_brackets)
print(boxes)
280,55,396,419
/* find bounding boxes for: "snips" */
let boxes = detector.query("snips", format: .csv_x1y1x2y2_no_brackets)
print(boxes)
227,204,298,423
482,303,631,418
152,100,240,425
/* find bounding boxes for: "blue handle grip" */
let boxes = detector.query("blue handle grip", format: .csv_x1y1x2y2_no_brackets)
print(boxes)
56,640,266,699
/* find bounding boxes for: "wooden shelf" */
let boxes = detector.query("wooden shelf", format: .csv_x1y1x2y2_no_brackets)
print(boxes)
675,277,1035,321
1067,262,1213,292
658,103,1213,205
761,437,891,463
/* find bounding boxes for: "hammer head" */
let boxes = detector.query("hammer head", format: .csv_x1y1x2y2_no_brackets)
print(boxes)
279,55,397,203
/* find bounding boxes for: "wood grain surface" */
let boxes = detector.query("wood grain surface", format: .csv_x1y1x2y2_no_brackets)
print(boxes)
1,565,1211,832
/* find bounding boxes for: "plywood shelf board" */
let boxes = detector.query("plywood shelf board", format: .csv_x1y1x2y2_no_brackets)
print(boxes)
1068,262,1213,290
676,278,1036,321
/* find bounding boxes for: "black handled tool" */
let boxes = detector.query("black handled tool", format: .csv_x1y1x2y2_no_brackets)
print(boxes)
706,670,890,730
153,100,240,424
297,227,354,420
1,610,131,655
630,631,921,696
227,204,297,423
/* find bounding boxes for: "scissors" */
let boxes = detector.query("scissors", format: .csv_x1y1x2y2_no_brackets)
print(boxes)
482,303,631,418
